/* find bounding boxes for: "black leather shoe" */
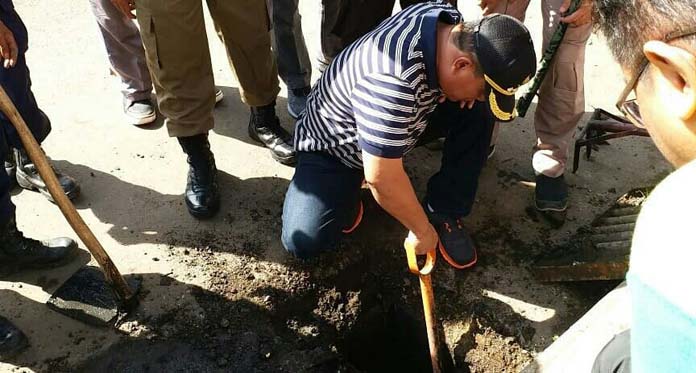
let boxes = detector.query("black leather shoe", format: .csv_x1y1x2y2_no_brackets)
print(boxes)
178,134,220,219
0,316,28,360
4,153,15,188
0,217,78,273
14,148,80,203
248,102,296,165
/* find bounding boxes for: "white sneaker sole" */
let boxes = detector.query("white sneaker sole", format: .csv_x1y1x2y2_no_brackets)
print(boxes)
215,89,224,104
128,111,157,126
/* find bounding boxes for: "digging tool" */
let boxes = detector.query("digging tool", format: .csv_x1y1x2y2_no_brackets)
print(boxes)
572,108,649,173
516,0,581,117
404,240,441,373
0,85,141,326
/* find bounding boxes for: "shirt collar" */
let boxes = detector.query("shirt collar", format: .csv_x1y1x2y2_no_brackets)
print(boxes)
421,8,459,90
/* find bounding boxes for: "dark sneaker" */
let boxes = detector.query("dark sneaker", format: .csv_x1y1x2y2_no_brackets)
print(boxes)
342,200,364,234
14,148,80,203
535,174,568,212
177,134,220,219
215,89,224,105
426,209,477,269
124,98,156,126
0,217,78,273
535,174,568,227
0,316,28,360
287,86,310,120
248,102,296,165
487,145,496,159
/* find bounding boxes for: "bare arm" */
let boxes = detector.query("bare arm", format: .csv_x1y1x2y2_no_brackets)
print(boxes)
362,151,438,255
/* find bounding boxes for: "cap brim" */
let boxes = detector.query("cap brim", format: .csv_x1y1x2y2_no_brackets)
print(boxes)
487,87,516,122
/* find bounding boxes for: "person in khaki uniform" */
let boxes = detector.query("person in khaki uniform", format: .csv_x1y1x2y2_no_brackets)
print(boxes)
480,0,592,222
110,0,295,219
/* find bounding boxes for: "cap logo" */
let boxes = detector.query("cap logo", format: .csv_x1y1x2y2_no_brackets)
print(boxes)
484,75,516,96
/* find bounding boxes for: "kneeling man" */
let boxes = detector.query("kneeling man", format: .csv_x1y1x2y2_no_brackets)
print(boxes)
282,1,536,268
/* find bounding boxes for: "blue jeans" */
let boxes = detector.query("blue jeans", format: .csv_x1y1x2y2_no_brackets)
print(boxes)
281,100,494,259
0,2,52,224
270,0,311,90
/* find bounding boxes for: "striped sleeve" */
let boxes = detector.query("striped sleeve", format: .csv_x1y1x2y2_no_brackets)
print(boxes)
351,73,417,158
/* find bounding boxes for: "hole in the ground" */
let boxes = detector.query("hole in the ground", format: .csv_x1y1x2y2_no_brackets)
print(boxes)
338,302,455,373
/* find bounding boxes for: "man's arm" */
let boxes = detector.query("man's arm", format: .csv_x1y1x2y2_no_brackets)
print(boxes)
362,151,438,255
0,20,17,68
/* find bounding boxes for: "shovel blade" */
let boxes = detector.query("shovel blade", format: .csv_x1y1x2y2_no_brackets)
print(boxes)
47,266,141,327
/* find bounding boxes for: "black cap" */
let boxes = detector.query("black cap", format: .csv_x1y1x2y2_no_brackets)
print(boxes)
474,14,536,122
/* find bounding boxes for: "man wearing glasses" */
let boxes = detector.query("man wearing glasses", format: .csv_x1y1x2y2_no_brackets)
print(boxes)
591,1,696,372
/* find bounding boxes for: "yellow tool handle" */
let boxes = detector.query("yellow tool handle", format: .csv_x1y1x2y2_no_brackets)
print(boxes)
404,238,437,276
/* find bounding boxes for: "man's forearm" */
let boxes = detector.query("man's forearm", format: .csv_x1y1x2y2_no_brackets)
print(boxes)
366,169,431,237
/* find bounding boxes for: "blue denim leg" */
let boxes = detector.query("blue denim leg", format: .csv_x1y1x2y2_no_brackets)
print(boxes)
424,100,494,218
281,152,363,259
270,0,311,90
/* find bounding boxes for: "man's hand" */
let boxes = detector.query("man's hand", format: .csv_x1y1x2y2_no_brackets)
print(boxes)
405,225,439,256
560,0,592,27
111,0,136,19
0,21,17,69
479,0,517,16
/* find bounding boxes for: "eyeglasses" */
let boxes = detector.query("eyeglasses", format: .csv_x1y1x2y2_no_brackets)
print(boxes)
616,27,696,128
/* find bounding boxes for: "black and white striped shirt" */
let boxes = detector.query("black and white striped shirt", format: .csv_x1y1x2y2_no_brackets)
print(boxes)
294,1,461,169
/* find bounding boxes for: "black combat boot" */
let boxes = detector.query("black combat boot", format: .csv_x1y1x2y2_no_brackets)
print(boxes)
248,102,296,165
14,148,80,202
0,217,78,274
177,134,220,219
0,316,28,360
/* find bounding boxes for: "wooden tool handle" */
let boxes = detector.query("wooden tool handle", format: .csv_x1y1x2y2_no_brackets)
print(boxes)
0,85,134,302
420,274,441,373
404,239,441,372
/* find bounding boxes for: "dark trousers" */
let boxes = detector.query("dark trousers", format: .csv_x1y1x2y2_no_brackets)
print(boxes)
320,0,456,66
0,2,52,224
281,100,493,259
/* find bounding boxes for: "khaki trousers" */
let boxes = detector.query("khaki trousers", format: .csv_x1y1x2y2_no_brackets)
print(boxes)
492,0,592,177
135,0,280,138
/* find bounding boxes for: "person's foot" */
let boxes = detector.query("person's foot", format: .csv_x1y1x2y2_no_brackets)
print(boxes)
215,89,224,105
425,205,477,269
0,316,28,360
178,134,220,219
123,98,156,126
14,148,80,203
287,86,310,120
535,174,568,226
248,102,296,165
0,217,78,272
4,153,16,187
